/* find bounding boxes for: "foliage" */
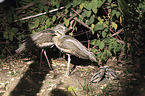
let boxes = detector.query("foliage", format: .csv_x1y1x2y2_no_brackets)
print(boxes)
1,0,145,63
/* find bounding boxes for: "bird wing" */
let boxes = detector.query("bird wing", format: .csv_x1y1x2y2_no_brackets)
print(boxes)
31,30,54,48
58,35,96,61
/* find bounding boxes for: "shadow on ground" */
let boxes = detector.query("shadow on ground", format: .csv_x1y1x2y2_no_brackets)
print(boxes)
10,61,50,96
49,88,73,96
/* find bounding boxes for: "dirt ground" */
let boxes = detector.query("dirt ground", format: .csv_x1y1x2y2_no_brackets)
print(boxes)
0,55,145,96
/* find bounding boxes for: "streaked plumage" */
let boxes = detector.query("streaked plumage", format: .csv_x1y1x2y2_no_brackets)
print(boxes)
53,24,97,75
15,29,54,68
15,29,54,53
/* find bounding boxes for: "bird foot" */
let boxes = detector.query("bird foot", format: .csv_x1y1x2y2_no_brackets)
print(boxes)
90,66,118,83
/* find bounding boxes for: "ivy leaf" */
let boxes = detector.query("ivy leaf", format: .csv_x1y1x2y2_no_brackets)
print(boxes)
99,41,104,50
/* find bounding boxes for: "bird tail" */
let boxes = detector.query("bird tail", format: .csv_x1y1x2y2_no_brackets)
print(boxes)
15,42,26,53
89,52,97,62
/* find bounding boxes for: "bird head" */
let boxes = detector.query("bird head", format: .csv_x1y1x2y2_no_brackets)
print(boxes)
53,24,69,36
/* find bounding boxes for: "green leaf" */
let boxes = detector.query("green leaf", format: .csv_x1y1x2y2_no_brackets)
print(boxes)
17,34,24,41
35,18,40,28
73,0,80,7
108,0,112,3
102,31,106,38
32,30,35,34
91,48,98,53
91,24,95,34
46,19,50,26
9,33,13,41
80,3,84,10
81,9,91,18
63,18,69,27
3,31,9,39
116,11,121,18
65,2,72,9
65,9,68,14
97,0,103,8
88,16,94,24
111,22,118,30
94,23,104,31
111,10,116,17
84,1,92,10
29,23,35,29
11,28,18,34
99,41,104,50
86,11,91,17
92,7,98,14
52,16,56,22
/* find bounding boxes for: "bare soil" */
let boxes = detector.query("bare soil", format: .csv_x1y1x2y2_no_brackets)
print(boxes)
0,55,145,96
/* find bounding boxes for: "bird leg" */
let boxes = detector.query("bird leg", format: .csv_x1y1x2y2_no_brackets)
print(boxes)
40,49,52,69
43,50,52,69
66,54,71,76
40,49,44,68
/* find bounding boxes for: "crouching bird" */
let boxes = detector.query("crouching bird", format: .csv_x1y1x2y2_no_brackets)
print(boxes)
15,29,55,68
52,24,97,75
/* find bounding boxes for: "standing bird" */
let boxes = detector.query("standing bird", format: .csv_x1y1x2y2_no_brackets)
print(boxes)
53,24,97,75
15,29,55,68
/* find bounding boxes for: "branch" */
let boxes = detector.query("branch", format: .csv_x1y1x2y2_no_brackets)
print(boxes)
71,9,91,30
14,7,64,22
73,17,91,30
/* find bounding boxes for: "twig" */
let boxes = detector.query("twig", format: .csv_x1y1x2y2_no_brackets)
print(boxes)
71,9,91,30
112,28,124,36
74,17,91,30
14,7,64,22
